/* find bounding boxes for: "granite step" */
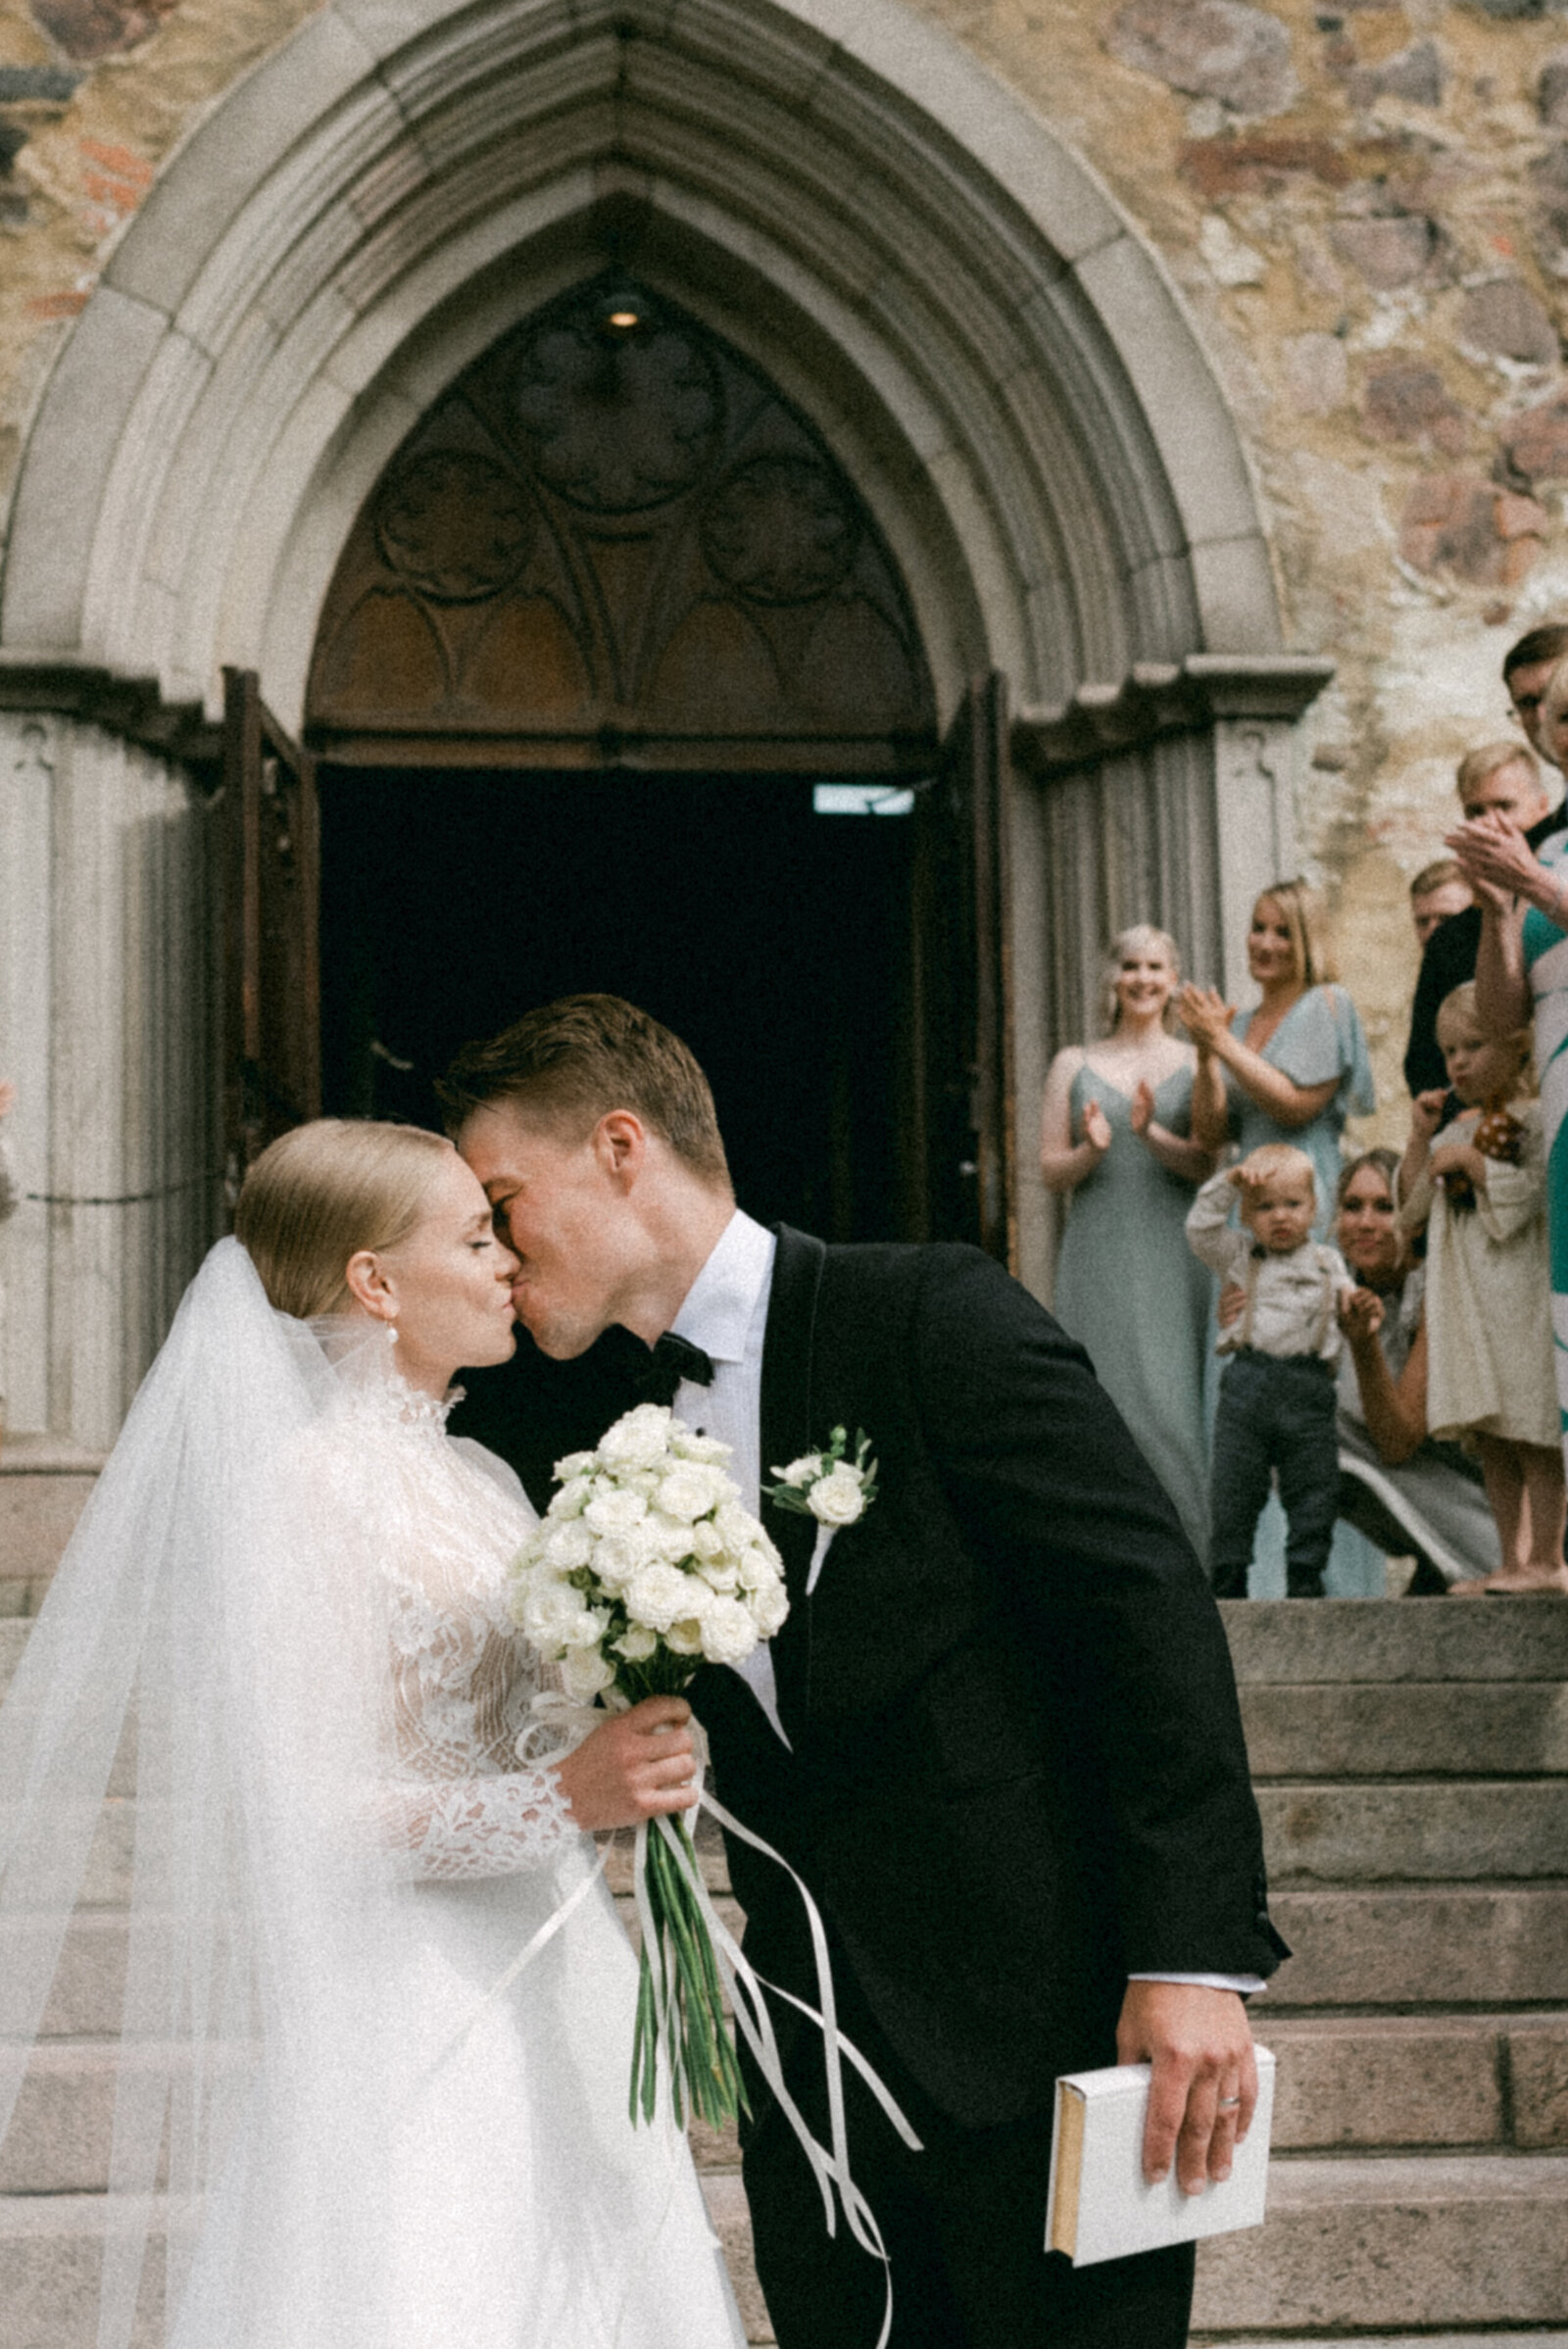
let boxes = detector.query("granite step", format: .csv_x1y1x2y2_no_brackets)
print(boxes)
1220,1595,1568,1685
1257,1778,1568,1882
1192,2153,1568,2332
1267,1884,1568,2006
1240,1679,1568,1778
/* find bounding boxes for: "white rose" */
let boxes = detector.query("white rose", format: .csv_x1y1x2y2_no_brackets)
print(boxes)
590,1533,641,1591
748,1576,789,1638
771,1453,822,1489
624,1561,698,1634
584,1487,649,1537
519,1577,593,1644
687,1519,725,1563
737,1542,780,1590
558,1606,610,1650
547,1474,595,1521
647,1512,700,1563
670,1426,732,1465
714,1500,755,1552
664,1617,708,1656
657,1463,730,1523
542,1518,595,1571
701,1595,760,1666
698,1556,740,1592
560,1646,616,1703
807,1466,866,1527
597,1404,676,1471
613,1624,659,1662
552,1450,597,1481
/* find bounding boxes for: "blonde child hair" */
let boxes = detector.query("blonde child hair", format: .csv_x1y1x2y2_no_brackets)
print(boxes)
1235,1142,1317,1200
1435,984,1535,1096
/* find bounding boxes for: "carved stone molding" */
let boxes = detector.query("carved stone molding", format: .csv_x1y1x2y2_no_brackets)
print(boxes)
0,655,220,765
1011,655,1335,777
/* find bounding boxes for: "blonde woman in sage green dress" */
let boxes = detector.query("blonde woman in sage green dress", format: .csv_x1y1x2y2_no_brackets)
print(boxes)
1040,925,1216,1557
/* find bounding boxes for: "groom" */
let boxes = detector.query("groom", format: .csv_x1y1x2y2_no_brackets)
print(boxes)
443,994,1286,2349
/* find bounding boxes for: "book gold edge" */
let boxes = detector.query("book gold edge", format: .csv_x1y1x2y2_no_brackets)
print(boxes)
1049,2081,1085,2257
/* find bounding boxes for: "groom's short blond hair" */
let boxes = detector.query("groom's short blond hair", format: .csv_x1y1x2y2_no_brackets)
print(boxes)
437,995,732,1191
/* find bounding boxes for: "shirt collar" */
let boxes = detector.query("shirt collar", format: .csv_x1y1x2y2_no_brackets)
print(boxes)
669,1209,775,1363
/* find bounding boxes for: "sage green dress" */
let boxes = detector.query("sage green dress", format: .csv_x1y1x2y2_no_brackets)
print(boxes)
1053,1060,1211,1556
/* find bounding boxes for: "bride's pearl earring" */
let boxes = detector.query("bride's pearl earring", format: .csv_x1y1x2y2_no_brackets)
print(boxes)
385,1323,399,1346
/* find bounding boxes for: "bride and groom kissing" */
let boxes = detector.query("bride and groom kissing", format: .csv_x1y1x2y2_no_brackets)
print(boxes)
0,990,1284,2349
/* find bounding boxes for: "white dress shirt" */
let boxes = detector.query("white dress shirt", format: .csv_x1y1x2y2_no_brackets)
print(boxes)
663,1209,1261,1994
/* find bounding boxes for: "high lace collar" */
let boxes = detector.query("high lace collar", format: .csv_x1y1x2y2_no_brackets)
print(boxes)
300,1312,465,1432
336,1373,465,1434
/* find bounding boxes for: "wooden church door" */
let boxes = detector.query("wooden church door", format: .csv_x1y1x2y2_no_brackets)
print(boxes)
221,667,321,1192
908,671,1016,1267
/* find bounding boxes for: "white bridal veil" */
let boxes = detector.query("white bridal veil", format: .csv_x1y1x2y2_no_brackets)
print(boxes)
0,1238,474,2348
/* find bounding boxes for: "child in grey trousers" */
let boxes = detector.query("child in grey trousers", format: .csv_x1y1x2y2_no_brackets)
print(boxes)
1187,1144,1356,1598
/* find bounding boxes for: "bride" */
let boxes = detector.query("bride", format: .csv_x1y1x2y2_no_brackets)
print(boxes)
0,1118,747,2349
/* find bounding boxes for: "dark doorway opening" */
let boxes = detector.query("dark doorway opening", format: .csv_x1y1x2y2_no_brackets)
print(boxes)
318,767,917,1242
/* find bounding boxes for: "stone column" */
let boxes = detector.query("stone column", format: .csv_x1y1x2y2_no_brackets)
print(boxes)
0,710,219,1455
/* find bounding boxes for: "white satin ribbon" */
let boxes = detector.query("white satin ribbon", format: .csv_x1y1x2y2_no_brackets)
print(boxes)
804,1523,836,1597
453,1693,922,2349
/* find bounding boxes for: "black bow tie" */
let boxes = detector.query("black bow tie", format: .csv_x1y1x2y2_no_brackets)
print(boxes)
624,1329,715,1406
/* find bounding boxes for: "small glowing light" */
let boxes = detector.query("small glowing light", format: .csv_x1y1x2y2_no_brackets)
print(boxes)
606,307,641,330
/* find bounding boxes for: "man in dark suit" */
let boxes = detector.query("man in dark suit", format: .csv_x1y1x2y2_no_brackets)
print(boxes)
444,995,1287,2349
1404,626,1567,1097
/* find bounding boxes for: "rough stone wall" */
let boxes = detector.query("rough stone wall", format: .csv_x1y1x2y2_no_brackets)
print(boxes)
908,0,1568,1142
3,0,1568,1141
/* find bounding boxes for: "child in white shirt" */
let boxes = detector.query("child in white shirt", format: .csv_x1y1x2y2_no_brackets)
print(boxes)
1187,1144,1356,1598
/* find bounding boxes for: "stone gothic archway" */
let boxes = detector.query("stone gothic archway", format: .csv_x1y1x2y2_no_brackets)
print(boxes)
0,0,1328,1446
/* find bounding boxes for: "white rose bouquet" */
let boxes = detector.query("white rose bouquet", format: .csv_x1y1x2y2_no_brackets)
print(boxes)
510,1401,789,2129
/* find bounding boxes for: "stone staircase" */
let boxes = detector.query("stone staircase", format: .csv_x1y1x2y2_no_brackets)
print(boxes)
2,1564,1566,2344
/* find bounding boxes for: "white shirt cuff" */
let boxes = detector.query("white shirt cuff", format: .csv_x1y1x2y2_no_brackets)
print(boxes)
1127,1971,1266,1995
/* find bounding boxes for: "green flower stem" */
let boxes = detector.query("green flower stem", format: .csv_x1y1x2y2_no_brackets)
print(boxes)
630,1822,744,2131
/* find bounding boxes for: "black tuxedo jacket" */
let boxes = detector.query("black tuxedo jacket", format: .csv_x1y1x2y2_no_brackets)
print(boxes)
456,1228,1287,2133
689,1230,1286,2131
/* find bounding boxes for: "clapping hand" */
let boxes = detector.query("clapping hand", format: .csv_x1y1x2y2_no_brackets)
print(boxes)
1176,984,1234,1050
1129,1078,1155,1138
1081,1098,1112,1154
1445,810,1535,910
0,1083,16,1120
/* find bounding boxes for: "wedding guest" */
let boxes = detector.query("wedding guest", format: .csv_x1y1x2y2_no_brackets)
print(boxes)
1188,1147,1356,1597
1409,859,1472,951
1332,1150,1500,1594
1404,625,1568,1098
1039,925,1214,1553
1397,987,1565,1594
1180,879,1375,1239
1450,670,1568,1501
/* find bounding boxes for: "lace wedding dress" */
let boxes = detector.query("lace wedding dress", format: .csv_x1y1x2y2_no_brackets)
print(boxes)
0,1241,746,2349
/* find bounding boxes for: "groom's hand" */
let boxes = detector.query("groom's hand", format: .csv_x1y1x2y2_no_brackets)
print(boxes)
556,1697,700,1833
1116,1981,1257,2194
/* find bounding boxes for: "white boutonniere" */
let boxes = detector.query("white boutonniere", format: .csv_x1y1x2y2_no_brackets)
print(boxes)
763,1427,878,1593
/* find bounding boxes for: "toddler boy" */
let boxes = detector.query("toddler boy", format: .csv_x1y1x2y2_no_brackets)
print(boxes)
1187,1145,1356,1598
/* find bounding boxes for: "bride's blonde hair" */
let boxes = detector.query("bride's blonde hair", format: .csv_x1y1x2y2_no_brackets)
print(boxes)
235,1119,455,1319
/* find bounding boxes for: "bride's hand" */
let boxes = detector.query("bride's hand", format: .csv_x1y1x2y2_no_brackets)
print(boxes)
555,1695,700,1833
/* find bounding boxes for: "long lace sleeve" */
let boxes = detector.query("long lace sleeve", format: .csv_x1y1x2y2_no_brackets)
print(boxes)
373,1764,579,1883
374,1576,584,1881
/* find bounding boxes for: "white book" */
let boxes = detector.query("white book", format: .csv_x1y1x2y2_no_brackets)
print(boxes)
1046,2048,1275,2268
